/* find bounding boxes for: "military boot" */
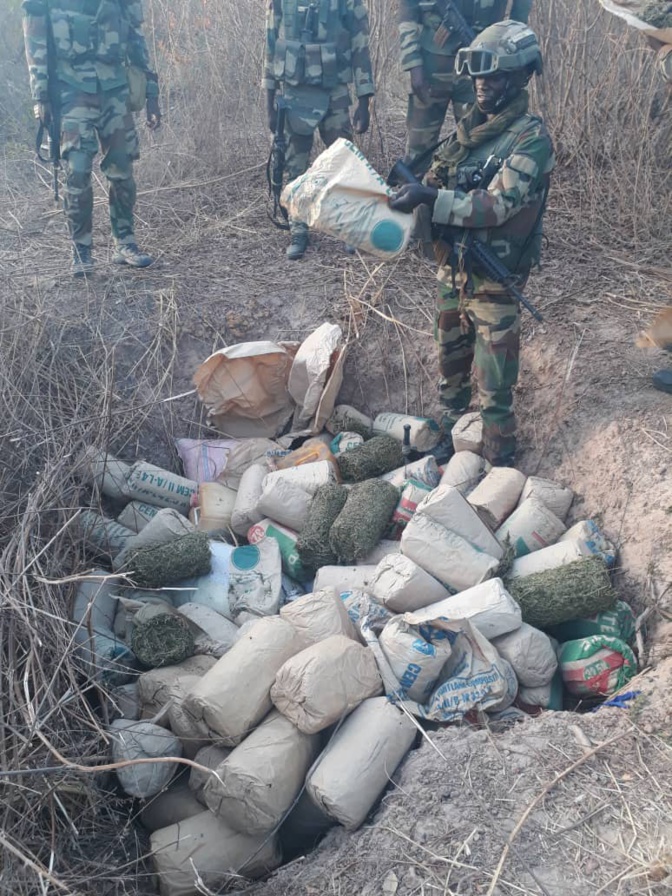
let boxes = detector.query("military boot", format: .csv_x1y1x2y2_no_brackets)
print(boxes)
430,412,459,465
112,242,154,268
286,224,308,261
72,242,94,278
652,369,672,394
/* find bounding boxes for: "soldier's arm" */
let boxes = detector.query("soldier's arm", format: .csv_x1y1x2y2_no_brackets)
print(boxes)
350,0,375,97
432,126,554,229
398,0,423,72
509,1,533,24
125,1,159,97
262,0,280,91
21,0,48,102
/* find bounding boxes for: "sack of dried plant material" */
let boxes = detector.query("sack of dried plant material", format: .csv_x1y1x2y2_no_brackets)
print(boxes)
296,483,348,573
415,484,504,559
559,520,617,568
342,590,394,634
313,565,377,594
117,501,159,533
110,719,181,799
410,578,522,640
496,498,567,558
204,710,320,834
451,412,483,454
126,532,212,588
506,557,617,628
492,622,558,687
228,539,283,622
132,603,195,669
379,615,454,701
559,635,637,698
176,604,239,657
175,437,240,484
467,467,527,530
546,600,635,644
372,412,441,452
388,478,434,539
280,587,358,646
189,745,232,804
124,462,198,514
78,448,131,501
371,554,449,614
138,656,217,719
518,668,564,711
109,682,141,721
271,635,383,734
80,510,136,558
230,463,267,536
151,810,281,896
248,519,309,582
140,780,204,832
439,451,485,496
508,538,592,579
257,474,312,531
380,456,441,489
306,697,416,831
357,539,402,566
172,540,234,618
326,404,373,438
113,509,195,571
518,476,574,521
216,439,276,490
337,435,405,483
329,479,400,564
183,617,303,745
330,431,364,455
167,677,214,759
263,460,338,495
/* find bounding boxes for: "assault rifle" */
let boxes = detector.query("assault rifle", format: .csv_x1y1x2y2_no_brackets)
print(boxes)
266,96,290,230
391,156,544,323
35,18,61,203
433,0,476,49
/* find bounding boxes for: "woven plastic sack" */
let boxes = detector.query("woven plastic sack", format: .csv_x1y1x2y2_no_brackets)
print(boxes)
558,635,637,697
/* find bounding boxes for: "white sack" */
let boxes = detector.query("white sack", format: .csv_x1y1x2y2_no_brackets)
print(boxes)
110,719,181,799
217,439,276,490
167,676,213,759
415,484,504,559
125,461,198,514
172,540,234,619
72,571,118,635
197,481,237,532
410,578,521,640
228,539,283,621
496,498,567,558
151,811,281,896
492,622,558,687
271,634,383,734
189,744,232,804
204,710,320,834
519,682,554,708
281,138,413,260
109,682,140,721
559,520,617,568
371,554,449,613
379,616,453,701
262,460,337,495
519,476,574,520
357,539,402,566
372,412,440,452
439,451,485,496
342,590,394,634
467,467,527,530
508,539,591,579
230,463,267,536
140,781,204,832
117,501,159,533
113,509,195,570
313,565,377,594
257,474,312,531
137,656,218,719
176,604,239,657
380,456,441,489
306,697,416,830
183,616,303,745
280,587,358,646
288,322,344,430
451,412,483,454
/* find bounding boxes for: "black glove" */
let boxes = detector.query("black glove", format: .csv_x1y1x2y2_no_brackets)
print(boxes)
146,96,161,130
267,90,278,132
353,96,370,134
389,183,438,214
410,65,431,105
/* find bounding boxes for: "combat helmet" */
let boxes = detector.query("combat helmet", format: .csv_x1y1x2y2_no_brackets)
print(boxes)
455,19,543,80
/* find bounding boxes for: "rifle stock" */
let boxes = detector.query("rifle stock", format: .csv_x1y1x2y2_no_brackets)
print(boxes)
35,18,61,203
266,96,290,230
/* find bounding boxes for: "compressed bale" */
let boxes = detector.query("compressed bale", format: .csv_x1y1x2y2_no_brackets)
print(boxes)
451,411,483,454
113,508,195,570
371,554,449,614
117,500,160,533
78,447,131,500
296,483,348,572
313,564,377,594
271,634,383,734
110,719,181,799
183,616,303,745
410,578,522,640
491,622,558,687
467,467,527,530
508,538,591,579
80,510,135,558
228,539,282,621
337,435,404,482
506,557,617,628
380,455,441,489
329,479,399,564
280,587,358,646
519,476,574,521
150,811,281,896
127,532,212,588
172,540,234,618
131,603,195,669
230,463,266,536
372,412,440,452
204,710,320,834
137,655,217,719
189,745,232,804
256,475,312,531
415,484,504,559
496,498,567,558
439,451,485,495
167,678,214,759
546,600,636,643
140,780,204,832
124,461,198,514
306,697,416,831
326,404,373,438
176,603,238,657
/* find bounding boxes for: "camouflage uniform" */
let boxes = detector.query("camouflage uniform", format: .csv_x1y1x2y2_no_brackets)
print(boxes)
431,111,554,465
22,0,158,249
398,1,533,164
658,44,672,82
263,0,375,235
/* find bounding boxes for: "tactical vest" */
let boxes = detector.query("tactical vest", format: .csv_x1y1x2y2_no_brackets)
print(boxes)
272,0,352,89
48,0,134,65
419,0,509,56
442,114,550,276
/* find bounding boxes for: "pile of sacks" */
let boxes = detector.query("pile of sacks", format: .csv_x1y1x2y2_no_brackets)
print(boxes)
72,404,638,896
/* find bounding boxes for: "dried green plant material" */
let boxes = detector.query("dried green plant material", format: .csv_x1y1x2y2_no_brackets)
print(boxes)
297,484,349,573
127,532,212,588
337,435,405,483
131,604,195,668
329,479,400,564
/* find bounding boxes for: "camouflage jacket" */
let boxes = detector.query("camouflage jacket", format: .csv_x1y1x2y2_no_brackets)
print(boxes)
431,111,554,290
263,0,374,97
399,0,533,71
22,0,158,100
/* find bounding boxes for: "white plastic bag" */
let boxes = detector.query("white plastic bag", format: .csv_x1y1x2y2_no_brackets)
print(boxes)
228,539,283,621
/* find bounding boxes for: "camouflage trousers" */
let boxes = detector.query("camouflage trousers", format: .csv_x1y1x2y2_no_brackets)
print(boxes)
59,83,140,247
405,57,474,168
284,87,353,236
435,282,521,466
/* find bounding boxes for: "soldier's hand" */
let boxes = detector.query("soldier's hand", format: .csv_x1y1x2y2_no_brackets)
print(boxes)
146,97,162,130
267,90,278,132
353,96,370,134
35,101,51,127
389,183,438,214
410,66,431,105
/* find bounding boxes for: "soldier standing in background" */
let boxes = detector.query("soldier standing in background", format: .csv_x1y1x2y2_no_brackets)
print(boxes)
22,0,161,277
399,1,533,169
390,21,554,467
263,0,375,260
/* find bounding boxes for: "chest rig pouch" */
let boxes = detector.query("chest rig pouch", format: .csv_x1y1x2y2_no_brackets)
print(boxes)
273,0,347,89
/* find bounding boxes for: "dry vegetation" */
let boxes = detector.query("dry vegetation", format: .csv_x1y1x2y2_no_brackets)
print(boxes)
0,1,671,894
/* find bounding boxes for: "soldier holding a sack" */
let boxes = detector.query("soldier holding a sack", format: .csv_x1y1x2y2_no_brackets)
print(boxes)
22,0,161,277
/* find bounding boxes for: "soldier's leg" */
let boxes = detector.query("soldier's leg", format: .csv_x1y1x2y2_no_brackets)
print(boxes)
59,89,99,250
284,126,314,259
435,283,476,428
471,295,521,467
318,86,353,146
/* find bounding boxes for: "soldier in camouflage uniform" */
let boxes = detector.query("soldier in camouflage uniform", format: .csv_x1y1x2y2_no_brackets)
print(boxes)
22,0,161,277
263,0,375,259
399,0,533,169
390,21,554,467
